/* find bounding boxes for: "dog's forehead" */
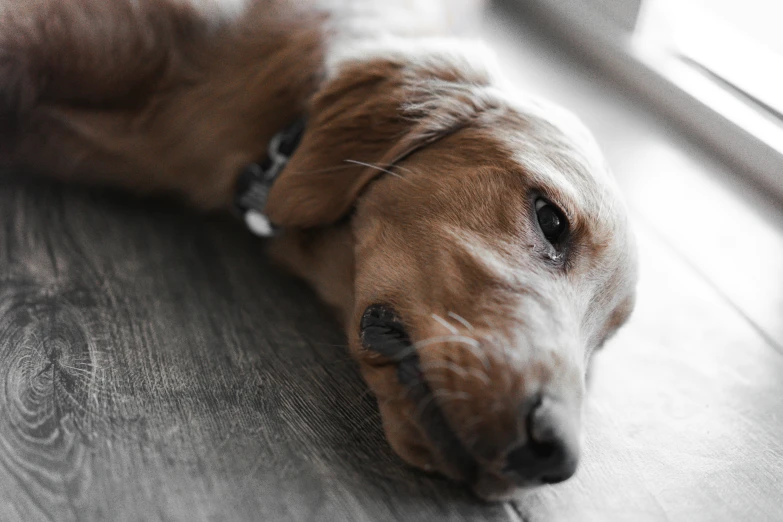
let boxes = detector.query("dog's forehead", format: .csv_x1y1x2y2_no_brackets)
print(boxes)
487,97,629,248
501,99,615,205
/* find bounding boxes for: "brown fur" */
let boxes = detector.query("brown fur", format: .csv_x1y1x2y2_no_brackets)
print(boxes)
1,0,324,206
0,0,638,500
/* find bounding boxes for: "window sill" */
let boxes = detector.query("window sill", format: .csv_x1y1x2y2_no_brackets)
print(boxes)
514,0,783,201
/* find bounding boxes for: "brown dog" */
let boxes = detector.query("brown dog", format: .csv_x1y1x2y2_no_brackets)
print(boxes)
0,0,638,500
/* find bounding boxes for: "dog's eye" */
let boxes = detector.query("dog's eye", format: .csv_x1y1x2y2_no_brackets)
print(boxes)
535,199,568,242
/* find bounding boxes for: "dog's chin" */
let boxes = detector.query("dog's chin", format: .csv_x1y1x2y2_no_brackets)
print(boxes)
359,303,582,500
471,472,537,502
378,394,541,501
388,421,534,502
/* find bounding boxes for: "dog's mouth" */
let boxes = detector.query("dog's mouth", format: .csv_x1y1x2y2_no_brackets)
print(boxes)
359,303,581,499
359,304,479,483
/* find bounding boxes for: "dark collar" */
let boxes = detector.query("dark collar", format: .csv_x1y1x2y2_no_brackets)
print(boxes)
234,118,306,237
234,117,460,237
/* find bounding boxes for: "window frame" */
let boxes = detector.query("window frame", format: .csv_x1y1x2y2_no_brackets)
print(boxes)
518,0,783,201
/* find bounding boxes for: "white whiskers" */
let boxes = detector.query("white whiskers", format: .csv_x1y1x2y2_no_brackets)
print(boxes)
416,335,491,372
431,313,459,335
447,311,475,332
344,159,414,183
419,360,491,387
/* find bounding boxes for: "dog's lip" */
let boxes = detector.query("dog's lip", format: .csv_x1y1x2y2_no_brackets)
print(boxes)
360,304,479,483
359,304,411,362
397,355,479,483
359,305,553,498
471,470,543,501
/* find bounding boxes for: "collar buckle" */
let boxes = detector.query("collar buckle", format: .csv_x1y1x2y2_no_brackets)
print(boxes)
234,118,306,237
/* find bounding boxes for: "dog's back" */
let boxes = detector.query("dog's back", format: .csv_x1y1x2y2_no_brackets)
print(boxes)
0,0,483,204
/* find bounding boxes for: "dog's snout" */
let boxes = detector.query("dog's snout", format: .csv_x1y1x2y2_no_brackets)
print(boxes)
503,397,579,484
357,307,585,496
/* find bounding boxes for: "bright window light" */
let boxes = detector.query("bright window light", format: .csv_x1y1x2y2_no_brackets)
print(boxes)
636,0,783,119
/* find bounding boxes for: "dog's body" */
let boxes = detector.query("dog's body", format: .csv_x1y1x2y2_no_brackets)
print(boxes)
0,0,638,500
0,0,479,206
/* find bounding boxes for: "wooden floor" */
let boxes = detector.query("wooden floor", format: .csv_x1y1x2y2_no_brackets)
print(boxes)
2,2,782,521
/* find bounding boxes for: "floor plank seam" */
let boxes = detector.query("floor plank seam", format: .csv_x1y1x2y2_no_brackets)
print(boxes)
505,502,530,522
634,211,783,357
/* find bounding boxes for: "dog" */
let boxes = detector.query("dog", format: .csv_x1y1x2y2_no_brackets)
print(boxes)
0,0,638,500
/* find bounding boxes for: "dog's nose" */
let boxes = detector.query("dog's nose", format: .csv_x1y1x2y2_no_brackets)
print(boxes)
503,396,579,484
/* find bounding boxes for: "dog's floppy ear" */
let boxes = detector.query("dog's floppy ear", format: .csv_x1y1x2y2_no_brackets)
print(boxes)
264,54,500,228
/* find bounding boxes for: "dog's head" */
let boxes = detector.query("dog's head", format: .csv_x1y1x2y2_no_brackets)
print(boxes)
267,40,638,500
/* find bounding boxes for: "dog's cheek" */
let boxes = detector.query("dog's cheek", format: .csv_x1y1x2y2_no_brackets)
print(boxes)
377,399,441,474
353,358,447,475
353,354,403,400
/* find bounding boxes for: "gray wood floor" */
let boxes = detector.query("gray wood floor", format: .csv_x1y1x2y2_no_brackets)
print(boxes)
2,2,782,521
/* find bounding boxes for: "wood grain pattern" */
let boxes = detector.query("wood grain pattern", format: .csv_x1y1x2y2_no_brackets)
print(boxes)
0,175,520,521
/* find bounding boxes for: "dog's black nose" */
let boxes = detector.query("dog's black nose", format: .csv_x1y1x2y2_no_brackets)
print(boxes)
503,397,579,484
